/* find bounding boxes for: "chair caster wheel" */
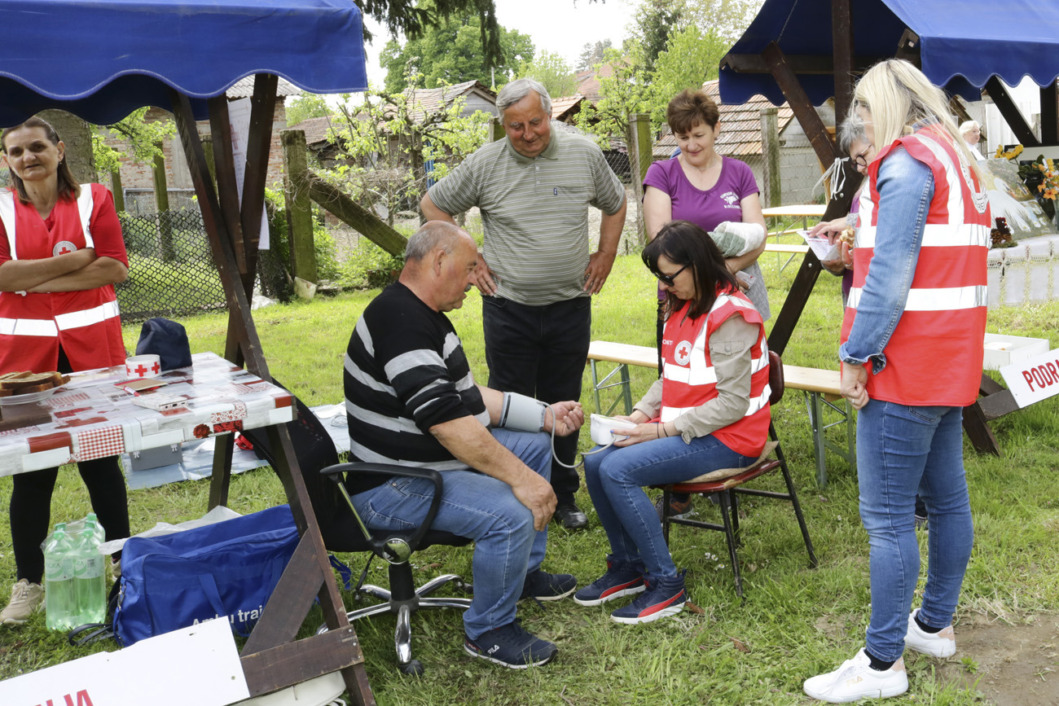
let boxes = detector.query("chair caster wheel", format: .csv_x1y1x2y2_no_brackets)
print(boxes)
399,659,424,676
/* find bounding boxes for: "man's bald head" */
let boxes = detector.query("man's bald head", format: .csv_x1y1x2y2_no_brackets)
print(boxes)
400,221,479,312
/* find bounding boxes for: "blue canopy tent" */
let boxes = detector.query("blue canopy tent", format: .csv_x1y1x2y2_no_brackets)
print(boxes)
0,2,374,702
719,0,1059,455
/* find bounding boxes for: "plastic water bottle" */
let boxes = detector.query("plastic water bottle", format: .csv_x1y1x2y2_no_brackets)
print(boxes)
75,517,106,624
44,525,77,631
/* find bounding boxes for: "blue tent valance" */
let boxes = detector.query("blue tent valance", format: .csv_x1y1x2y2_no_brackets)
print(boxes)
0,0,367,125
720,0,1059,106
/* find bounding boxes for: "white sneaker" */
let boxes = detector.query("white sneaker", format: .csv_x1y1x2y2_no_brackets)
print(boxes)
0,579,44,625
905,609,956,658
803,648,908,703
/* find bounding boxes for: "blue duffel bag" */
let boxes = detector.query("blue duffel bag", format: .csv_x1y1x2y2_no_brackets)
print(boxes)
112,505,299,647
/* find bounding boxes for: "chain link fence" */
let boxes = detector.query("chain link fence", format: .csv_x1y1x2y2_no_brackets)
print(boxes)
115,209,290,323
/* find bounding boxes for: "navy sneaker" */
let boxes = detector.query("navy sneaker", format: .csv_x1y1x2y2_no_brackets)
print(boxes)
573,558,645,606
464,621,558,668
520,569,577,601
610,572,687,625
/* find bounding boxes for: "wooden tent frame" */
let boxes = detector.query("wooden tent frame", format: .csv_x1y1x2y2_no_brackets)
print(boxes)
721,0,1059,455
167,78,375,705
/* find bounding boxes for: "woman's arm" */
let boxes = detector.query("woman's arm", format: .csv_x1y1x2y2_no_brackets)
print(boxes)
26,256,127,292
839,148,934,373
642,186,673,241
725,192,768,274
0,248,96,292
669,315,756,441
616,316,758,446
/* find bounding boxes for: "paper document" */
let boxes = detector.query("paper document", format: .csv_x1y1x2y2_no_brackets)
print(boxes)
799,230,841,261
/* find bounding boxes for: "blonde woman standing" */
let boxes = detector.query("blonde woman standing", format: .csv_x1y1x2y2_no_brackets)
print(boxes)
804,60,990,702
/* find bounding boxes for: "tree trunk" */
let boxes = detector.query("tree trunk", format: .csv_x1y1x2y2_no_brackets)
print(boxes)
39,109,98,184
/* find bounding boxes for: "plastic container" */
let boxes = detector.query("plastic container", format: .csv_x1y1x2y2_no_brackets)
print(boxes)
74,518,106,625
44,525,76,631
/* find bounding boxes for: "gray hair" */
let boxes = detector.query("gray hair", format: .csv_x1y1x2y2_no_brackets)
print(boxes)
405,221,464,262
497,78,552,116
838,112,870,155
959,119,980,135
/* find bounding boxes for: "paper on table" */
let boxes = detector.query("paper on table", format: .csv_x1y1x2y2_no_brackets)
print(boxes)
799,229,841,261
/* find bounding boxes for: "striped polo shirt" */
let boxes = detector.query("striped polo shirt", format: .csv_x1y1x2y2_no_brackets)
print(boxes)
427,130,626,305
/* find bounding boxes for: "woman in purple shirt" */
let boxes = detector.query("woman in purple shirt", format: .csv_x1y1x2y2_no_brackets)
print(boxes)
643,89,769,324
642,89,769,519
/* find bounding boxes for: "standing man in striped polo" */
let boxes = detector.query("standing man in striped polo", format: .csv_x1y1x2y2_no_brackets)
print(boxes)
421,78,627,530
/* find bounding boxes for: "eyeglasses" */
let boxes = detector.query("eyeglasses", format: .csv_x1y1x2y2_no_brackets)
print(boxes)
852,147,873,169
654,264,688,286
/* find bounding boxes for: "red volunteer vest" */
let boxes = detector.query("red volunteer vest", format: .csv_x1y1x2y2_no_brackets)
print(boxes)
840,126,990,406
660,288,770,458
0,184,125,374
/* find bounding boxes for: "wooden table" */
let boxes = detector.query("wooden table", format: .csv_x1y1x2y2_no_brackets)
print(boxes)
0,352,293,478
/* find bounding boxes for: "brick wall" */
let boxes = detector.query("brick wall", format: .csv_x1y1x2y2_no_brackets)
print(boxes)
104,100,288,210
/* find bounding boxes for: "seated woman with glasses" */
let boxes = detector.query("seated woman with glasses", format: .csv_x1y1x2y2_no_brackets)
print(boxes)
572,220,771,624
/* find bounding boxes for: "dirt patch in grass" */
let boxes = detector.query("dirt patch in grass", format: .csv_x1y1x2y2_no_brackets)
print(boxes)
933,613,1059,704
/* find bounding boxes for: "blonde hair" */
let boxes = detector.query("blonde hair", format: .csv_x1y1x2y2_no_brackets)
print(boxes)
853,60,979,179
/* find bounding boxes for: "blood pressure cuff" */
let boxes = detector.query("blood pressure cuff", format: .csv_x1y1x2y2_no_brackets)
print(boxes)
498,392,546,433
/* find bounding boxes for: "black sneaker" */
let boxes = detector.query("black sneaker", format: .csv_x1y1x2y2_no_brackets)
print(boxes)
554,502,588,529
464,622,557,668
520,569,577,601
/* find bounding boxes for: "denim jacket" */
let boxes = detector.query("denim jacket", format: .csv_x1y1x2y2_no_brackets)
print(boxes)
839,147,935,372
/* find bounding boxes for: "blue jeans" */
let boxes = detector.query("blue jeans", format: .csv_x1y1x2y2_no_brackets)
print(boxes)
348,429,552,640
583,435,753,580
857,402,973,661
482,295,590,500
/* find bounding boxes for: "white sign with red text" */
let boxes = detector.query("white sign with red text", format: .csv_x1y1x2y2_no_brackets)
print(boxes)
0,618,248,706
1000,348,1059,408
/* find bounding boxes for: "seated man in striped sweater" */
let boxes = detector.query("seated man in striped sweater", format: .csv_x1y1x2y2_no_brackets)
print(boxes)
343,221,584,669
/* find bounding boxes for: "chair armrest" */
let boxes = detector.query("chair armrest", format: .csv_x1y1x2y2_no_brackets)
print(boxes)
320,462,446,560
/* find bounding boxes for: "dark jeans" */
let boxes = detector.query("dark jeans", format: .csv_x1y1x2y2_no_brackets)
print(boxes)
482,295,591,502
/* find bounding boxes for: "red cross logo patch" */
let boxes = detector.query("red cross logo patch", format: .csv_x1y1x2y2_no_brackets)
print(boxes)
53,241,78,257
674,340,693,366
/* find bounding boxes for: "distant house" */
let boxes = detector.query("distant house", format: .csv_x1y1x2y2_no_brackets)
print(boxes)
652,80,834,205
103,76,300,214
551,94,586,124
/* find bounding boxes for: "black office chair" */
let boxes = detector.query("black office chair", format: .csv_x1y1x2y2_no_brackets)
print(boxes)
241,384,472,676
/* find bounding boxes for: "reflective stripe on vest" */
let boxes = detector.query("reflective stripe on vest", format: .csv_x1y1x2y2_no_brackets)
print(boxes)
0,299,120,337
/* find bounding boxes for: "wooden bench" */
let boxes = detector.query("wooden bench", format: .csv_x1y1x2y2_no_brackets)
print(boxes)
587,341,855,487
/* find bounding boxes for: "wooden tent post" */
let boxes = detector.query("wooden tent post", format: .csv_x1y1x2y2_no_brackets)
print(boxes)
170,87,375,706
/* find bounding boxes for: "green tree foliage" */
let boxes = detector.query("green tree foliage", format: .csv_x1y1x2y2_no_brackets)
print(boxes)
577,39,612,71
517,51,577,98
380,12,533,93
578,0,760,142
631,0,685,75
321,74,491,226
684,0,764,44
286,94,332,127
92,107,176,177
647,26,729,128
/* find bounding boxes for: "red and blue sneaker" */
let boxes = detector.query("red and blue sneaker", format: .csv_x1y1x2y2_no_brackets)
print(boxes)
609,571,686,625
573,557,645,606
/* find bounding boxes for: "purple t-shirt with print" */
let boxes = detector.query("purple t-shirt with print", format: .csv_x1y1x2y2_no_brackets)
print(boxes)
643,156,759,232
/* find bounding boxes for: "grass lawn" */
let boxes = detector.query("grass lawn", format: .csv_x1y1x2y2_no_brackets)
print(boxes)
2,246,1057,704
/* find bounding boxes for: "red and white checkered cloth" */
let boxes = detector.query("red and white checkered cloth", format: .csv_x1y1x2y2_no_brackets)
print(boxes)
73,425,125,462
